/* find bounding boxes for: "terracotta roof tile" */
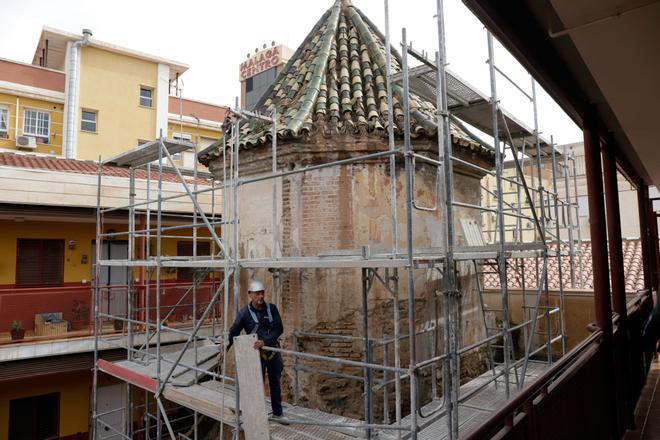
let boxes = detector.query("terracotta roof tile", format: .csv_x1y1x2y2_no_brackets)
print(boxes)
199,0,493,165
483,240,646,293
0,153,210,185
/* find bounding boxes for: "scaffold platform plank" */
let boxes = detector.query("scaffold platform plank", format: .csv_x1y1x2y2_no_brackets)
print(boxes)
97,242,550,270
104,138,194,167
98,348,550,439
379,360,549,439
234,335,270,439
130,343,219,386
97,358,360,438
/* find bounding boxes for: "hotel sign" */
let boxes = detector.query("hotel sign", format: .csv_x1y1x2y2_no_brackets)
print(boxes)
240,45,282,80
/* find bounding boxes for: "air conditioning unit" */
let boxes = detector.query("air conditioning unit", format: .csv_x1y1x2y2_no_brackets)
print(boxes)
16,135,37,150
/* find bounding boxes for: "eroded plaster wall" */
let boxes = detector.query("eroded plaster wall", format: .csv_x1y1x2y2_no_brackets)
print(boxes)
209,136,493,417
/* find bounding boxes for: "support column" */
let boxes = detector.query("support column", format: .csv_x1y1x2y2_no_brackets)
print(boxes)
583,124,617,438
602,143,633,428
638,184,652,292
601,146,626,321
584,127,613,336
648,199,659,293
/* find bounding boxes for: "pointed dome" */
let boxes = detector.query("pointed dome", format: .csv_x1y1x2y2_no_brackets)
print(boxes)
200,0,491,165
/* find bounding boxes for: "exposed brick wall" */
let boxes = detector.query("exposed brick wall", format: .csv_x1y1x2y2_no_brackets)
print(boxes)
208,134,494,418
300,168,354,255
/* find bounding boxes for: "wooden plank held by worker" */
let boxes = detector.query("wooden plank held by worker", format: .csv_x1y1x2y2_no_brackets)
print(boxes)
234,334,270,440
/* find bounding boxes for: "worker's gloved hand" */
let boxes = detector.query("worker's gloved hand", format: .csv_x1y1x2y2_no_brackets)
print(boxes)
254,339,265,350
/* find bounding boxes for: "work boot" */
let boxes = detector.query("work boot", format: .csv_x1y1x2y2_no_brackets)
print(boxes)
270,414,290,425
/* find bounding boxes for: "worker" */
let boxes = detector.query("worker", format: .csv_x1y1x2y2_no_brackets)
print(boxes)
226,279,286,422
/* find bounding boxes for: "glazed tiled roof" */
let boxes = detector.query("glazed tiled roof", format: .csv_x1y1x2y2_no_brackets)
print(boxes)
483,239,645,293
199,0,491,165
0,153,210,185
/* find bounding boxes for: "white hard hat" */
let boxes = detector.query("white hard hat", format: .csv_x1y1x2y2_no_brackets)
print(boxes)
248,279,265,293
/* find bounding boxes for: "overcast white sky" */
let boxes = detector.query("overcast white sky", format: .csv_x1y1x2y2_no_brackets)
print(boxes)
1,0,582,145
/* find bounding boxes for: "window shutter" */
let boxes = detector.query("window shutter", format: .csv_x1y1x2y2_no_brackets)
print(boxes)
16,239,64,286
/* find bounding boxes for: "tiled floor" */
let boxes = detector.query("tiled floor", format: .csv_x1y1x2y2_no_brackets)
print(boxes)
625,356,660,440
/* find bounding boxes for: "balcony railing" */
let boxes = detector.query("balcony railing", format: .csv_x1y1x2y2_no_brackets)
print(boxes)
0,280,219,345
462,289,655,439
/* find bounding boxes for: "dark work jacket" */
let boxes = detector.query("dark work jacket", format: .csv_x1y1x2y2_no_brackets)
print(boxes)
227,303,283,350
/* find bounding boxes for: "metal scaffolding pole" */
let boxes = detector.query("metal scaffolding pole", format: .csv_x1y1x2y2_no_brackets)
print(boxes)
487,31,512,400
384,0,399,256
92,157,102,440
550,138,567,355
562,146,577,288
433,0,459,436
155,133,164,440
90,4,573,437
232,100,242,440
401,28,419,440
531,80,552,364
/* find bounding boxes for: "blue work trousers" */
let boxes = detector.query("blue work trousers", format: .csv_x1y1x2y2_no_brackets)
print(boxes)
261,352,283,416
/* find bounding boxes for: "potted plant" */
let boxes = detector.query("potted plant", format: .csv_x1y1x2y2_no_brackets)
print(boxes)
71,300,89,331
10,320,25,341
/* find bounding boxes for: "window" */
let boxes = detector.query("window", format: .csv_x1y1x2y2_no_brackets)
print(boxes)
16,239,64,286
23,108,50,139
177,241,211,281
200,136,216,149
0,106,8,138
245,67,278,110
171,132,192,161
9,393,59,440
81,110,97,132
172,132,192,142
139,87,153,107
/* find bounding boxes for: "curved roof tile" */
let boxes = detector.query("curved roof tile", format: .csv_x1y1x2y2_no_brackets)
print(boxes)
200,0,492,165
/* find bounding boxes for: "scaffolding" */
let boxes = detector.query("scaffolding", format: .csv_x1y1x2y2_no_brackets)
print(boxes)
90,1,585,439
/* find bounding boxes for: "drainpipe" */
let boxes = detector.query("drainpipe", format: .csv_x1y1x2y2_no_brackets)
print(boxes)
64,28,92,159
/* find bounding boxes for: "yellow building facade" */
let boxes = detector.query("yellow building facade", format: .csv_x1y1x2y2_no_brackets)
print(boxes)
0,371,90,440
0,26,227,167
0,60,66,156
76,46,160,160
0,160,220,439
0,25,226,439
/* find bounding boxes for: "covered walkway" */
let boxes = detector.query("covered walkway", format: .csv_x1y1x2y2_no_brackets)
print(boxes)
625,357,660,440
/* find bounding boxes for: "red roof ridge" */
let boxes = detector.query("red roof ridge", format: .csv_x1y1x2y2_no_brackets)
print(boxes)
0,152,211,185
